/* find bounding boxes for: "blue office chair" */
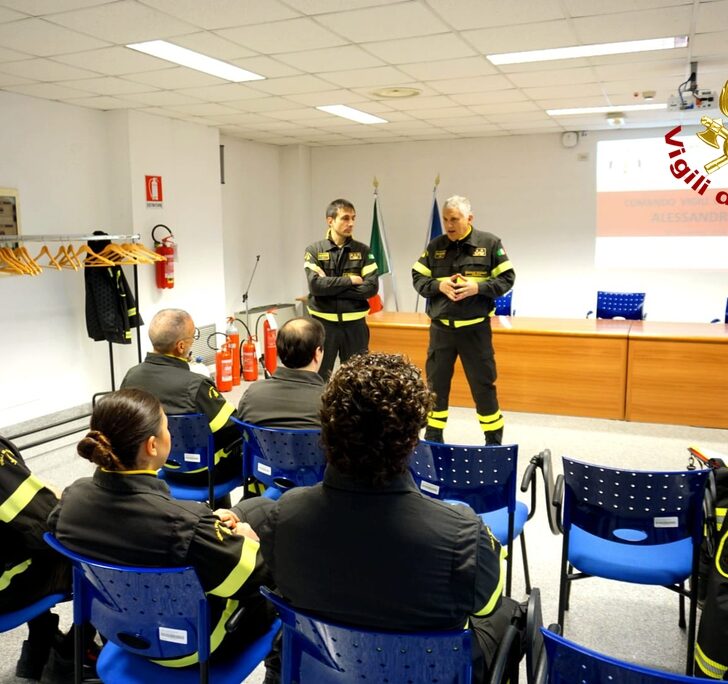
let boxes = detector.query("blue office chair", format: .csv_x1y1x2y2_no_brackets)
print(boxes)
587,291,646,320
537,627,705,683
157,413,245,505
233,419,325,498
410,441,551,597
43,533,280,684
260,586,474,684
494,290,515,316
710,297,728,323
554,458,709,674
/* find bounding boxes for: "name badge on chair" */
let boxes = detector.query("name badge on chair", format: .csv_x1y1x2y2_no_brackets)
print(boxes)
420,480,440,495
654,516,678,527
159,627,188,644
184,452,201,463
257,463,272,476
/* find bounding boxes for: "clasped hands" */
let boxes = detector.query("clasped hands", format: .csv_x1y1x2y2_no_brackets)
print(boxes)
214,508,259,541
439,274,478,301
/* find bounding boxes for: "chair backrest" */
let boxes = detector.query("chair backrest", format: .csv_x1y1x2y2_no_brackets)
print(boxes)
260,586,473,684
43,533,211,663
494,290,513,316
596,290,645,320
410,441,518,515
540,628,703,683
234,419,325,489
561,457,709,546
165,413,215,474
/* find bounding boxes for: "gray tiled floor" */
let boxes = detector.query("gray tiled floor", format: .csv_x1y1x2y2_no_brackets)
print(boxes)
1,402,726,682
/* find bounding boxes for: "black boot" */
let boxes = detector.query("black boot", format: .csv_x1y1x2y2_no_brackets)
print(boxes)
424,427,444,443
16,611,59,680
485,428,503,446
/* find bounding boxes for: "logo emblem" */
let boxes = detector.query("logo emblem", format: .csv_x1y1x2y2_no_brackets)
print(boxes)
348,252,362,260
434,250,447,259
317,252,330,261
696,81,728,175
472,247,487,257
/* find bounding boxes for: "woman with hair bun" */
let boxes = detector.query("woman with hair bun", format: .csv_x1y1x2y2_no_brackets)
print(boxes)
48,389,279,680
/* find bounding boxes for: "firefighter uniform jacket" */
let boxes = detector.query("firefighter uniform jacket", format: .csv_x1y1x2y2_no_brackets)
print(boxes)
259,466,505,682
304,233,378,323
412,227,515,324
121,353,238,466
49,470,273,666
84,265,143,344
0,436,69,612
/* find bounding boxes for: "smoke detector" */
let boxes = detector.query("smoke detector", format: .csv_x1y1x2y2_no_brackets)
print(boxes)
371,87,421,98
606,112,625,127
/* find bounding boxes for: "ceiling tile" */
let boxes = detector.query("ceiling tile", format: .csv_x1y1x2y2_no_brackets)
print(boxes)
0,71,32,87
124,67,223,89
53,46,172,75
215,17,346,53
46,0,197,44
397,56,497,81
167,102,241,116
572,6,693,43
409,106,476,119
139,0,299,29
229,55,302,78
0,46,33,61
0,18,109,56
462,20,577,55
449,90,527,106
426,74,514,94
384,94,456,110
4,81,95,99
692,30,728,58
0,58,100,81
364,34,476,64
175,82,262,102
534,95,610,110
0,6,25,22
524,83,606,100
123,90,203,106
225,96,301,112
468,101,541,115
276,45,384,73
508,67,597,88
167,32,257,61
58,75,159,94
698,0,728,32
246,74,336,95
314,2,447,41
213,112,277,124
319,66,412,88
0,0,114,14
286,89,366,105
426,0,566,30
64,94,136,109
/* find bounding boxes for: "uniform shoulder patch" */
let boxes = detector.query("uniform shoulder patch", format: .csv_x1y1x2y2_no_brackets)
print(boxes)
208,386,220,399
0,447,18,467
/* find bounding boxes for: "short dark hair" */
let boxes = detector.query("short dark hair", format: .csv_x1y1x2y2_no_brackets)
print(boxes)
326,198,355,221
277,317,324,369
320,353,434,486
77,389,163,471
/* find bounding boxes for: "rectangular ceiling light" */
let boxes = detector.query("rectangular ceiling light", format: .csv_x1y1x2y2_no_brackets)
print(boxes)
316,105,388,124
488,36,688,65
126,40,264,82
547,103,667,116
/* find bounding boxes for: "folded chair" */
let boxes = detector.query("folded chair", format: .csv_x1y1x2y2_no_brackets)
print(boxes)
554,457,709,674
44,533,280,684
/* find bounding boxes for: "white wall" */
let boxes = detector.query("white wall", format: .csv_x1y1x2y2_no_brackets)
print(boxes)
310,130,728,322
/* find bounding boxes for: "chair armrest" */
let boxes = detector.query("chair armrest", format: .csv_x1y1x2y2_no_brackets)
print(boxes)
525,588,544,684
553,474,564,535
225,605,246,633
486,624,520,684
521,449,561,535
521,458,539,522
586,310,593,319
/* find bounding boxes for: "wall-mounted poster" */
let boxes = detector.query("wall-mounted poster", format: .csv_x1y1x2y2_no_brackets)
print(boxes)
0,188,20,243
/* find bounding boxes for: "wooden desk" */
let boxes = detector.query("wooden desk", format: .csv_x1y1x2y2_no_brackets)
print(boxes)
626,321,728,428
367,313,631,420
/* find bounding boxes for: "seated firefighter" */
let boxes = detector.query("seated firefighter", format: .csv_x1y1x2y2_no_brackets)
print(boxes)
237,317,325,429
121,308,242,495
258,352,521,683
48,389,279,681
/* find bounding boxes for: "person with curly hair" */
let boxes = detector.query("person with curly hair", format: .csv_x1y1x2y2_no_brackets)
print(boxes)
258,352,515,683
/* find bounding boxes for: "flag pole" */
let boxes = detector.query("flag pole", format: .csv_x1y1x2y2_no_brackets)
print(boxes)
373,177,400,311
415,174,440,312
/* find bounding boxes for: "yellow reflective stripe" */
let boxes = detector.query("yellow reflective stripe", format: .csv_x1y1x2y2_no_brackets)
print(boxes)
304,261,321,272
491,261,513,278
308,308,369,322
716,506,726,531
439,318,486,328
0,475,44,523
412,261,432,277
128,307,137,316
361,263,378,276
715,529,728,578
209,538,259,598
473,554,505,617
427,417,447,429
479,416,505,432
430,409,448,419
477,411,502,424
695,643,727,679
0,558,32,591
209,402,235,434
152,598,239,668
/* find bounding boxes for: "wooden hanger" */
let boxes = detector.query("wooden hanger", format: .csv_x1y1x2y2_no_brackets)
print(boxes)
73,244,115,267
0,247,32,275
14,246,42,275
121,242,165,262
98,243,147,265
54,245,80,271
34,245,62,270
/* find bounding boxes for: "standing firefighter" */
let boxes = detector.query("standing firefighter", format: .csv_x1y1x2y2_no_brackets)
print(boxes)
412,195,515,445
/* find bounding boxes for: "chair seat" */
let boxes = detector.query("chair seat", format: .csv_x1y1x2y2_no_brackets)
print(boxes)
97,618,281,684
0,593,69,632
157,470,244,501
569,525,694,585
479,502,529,546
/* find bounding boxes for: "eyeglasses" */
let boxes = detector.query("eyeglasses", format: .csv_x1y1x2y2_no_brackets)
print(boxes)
179,327,200,343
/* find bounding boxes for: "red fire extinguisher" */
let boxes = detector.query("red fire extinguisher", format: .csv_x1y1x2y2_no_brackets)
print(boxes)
256,310,278,378
207,332,233,392
152,224,175,289
235,318,258,382
225,317,240,386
